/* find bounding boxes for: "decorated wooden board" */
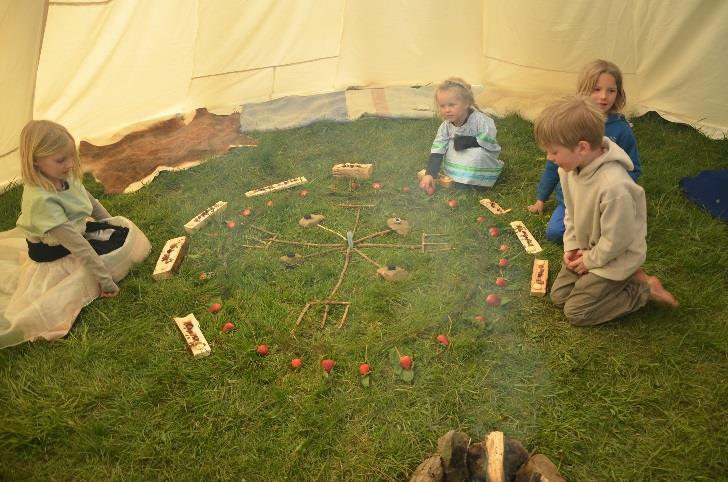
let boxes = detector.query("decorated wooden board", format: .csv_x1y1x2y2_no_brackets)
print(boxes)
479,198,511,215
530,259,548,297
332,163,374,179
152,236,188,280
510,221,543,254
244,176,308,197
184,201,227,233
173,313,211,359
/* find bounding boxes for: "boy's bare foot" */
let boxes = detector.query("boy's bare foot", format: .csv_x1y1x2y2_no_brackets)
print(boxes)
633,268,650,284
646,276,678,308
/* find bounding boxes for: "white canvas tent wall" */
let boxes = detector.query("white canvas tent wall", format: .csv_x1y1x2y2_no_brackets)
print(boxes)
2,0,727,191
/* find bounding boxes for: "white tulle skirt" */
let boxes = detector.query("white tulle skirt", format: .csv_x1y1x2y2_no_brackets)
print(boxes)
0,216,151,349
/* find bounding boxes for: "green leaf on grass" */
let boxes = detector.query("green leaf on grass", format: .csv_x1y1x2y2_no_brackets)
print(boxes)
360,374,370,387
400,368,414,383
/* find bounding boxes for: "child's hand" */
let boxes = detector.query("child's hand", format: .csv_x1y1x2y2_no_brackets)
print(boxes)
565,249,588,274
419,175,435,193
563,249,580,269
527,200,545,213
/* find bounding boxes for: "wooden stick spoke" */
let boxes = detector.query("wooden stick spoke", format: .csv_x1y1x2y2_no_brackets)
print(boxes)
316,223,347,240
353,248,383,268
295,302,313,326
338,303,350,329
357,243,421,249
301,247,346,259
353,229,391,243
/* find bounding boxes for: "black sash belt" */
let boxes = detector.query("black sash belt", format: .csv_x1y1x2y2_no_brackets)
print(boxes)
27,221,129,263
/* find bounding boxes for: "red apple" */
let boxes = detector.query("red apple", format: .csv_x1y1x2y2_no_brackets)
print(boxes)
209,303,222,314
402,185,410,193
426,185,436,196
447,199,458,208
321,358,335,374
291,358,302,369
226,220,236,229
256,344,269,357
495,277,507,287
498,258,509,268
474,315,486,322
265,200,273,207
299,189,309,198
399,355,413,370
198,272,208,280
359,363,370,376
486,293,501,306
372,182,382,190
476,215,487,224
489,227,500,237
241,208,252,217
499,244,509,252
436,334,449,346
222,322,235,333
351,181,359,189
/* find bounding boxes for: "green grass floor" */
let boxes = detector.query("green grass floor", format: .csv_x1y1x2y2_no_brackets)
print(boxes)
1,113,726,481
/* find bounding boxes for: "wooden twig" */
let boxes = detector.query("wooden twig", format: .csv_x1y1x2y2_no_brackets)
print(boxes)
301,247,346,259
357,243,421,249
338,303,351,329
268,239,342,248
353,248,383,268
353,229,391,243
352,207,362,236
317,223,347,240
328,248,352,300
337,203,375,208
251,225,277,236
295,302,313,326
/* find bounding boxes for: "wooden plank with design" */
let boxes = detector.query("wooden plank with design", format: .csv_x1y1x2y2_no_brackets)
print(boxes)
479,198,512,215
510,221,543,254
244,176,308,197
152,236,189,280
531,258,548,297
184,201,227,233
332,163,374,179
174,313,211,359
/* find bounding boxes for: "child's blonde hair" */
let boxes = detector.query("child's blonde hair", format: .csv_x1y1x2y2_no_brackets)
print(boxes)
534,96,605,150
576,59,626,114
434,77,481,113
20,120,82,192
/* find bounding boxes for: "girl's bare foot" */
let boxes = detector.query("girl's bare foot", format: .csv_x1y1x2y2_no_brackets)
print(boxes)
647,276,678,308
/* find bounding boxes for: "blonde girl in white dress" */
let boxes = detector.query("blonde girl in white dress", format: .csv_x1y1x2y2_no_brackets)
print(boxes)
0,120,150,348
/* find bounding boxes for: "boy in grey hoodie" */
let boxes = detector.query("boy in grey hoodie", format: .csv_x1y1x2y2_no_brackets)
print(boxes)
533,96,677,326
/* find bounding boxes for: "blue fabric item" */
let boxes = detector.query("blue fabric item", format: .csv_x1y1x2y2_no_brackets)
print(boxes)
545,203,565,243
679,170,728,222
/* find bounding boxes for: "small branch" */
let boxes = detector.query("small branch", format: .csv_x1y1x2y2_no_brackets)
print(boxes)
353,248,383,268
353,229,391,243
317,223,347,240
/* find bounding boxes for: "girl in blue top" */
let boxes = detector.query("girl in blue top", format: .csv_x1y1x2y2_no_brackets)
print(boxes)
0,120,151,348
528,60,642,243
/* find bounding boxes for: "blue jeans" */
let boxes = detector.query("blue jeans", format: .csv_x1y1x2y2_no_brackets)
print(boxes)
545,203,565,244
